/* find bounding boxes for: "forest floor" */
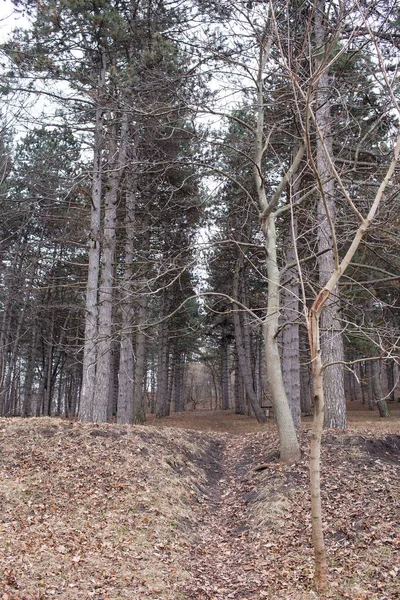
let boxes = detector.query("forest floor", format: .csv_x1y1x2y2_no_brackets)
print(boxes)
0,403,399,600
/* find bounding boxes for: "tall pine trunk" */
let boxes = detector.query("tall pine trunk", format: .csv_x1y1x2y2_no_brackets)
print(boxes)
117,181,136,424
371,359,390,417
233,257,266,423
79,54,106,422
156,316,170,418
220,336,231,410
173,351,186,413
280,200,301,428
93,113,130,422
133,293,149,423
315,2,346,429
234,347,245,415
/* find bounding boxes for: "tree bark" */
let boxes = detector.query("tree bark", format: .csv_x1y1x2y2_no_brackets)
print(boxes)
300,331,313,415
386,361,395,402
2,266,33,416
253,28,301,462
79,53,106,422
314,0,346,429
233,258,267,423
117,182,136,424
308,290,329,592
173,351,186,413
371,359,390,417
92,128,118,422
359,362,367,405
280,202,301,428
234,347,246,415
221,336,231,410
155,318,170,418
93,112,130,422
133,294,149,423
366,360,375,410
23,318,39,417
263,215,300,462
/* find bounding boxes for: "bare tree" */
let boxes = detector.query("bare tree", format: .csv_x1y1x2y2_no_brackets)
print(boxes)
302,2,400,587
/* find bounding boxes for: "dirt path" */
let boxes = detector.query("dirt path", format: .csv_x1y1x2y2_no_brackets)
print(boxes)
174,421,400,600
181,434,272,600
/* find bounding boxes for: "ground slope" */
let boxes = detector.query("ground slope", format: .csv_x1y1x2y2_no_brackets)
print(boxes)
0,416,399,599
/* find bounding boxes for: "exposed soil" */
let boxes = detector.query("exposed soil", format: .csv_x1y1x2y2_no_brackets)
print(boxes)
0,413,399,600
182,434,270,600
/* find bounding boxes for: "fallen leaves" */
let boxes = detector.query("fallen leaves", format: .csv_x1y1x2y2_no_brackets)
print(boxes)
0,417,398,599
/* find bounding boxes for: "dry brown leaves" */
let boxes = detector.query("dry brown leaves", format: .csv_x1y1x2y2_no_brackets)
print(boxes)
0,418,212,599
0,416,399,600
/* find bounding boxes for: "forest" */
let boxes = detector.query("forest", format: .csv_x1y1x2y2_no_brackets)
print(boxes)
0,0,399,436
0,0,399,596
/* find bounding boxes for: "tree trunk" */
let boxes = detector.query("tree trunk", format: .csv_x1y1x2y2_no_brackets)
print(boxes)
37,344,49,418
0,277,14,401
234,347,245,415
68,368,81,418
300,332,313,415
253,31,301,462
79,54,106,422
262,215,300,462
220,336,231,411
2,278,32,416
371,359,390,417
117,183,136,424
233,258,267,423
280,205,301,428
255,333,264,407
345,368,356,402
149,359,156,414
173,351,185,413
156,315,170,418
56,360,66,416
43,316,55,417
394,361,399,402
366,360,375,410
315,1,346,429
93,113,130,422
386,361,395,402
133,294,149,423
23,319,39,417
308,291,328,592
359,362,367,405
92,181,117,421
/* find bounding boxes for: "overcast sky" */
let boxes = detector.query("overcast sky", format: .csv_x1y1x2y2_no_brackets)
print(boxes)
0,0,29,42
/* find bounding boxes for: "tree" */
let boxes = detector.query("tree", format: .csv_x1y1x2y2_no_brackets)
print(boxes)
313,0,347,428
301,2,400,589
2,0,204,423
0,125,84,418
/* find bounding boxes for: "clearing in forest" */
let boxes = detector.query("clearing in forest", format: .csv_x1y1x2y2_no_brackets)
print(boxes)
0,410,399,599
